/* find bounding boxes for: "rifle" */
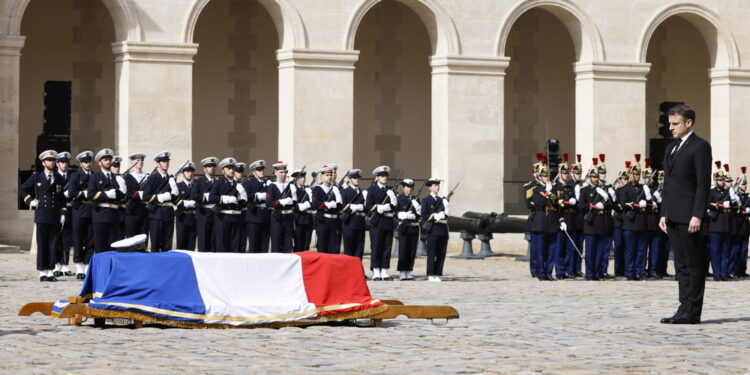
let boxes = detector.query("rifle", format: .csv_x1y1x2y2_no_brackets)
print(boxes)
272,166,305,218
365,171,403,228
338,169,351,189
421,182,460,234
396,179,427,233
583,181,609,224
624,169,657,220
145,160,189,212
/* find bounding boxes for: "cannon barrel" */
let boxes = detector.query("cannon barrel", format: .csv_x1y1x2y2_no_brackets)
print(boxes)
487,214,527,233
452,211,526,234
462,211,498,220
446,216,490,233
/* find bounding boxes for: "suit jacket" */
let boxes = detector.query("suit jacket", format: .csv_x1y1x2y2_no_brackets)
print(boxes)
661,132,712,224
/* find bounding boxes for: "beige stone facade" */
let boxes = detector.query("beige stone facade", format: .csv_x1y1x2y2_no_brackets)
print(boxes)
2,0,750,244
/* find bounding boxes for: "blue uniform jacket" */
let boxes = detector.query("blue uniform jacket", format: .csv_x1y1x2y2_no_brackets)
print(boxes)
365,184,396,230
243,177,270,223
142,172,176,222
67,169,92,219
341,185,366,230
209,177,244,223
87,171,123,224
20,171,66,224
420,194,449,237
396,193,420,234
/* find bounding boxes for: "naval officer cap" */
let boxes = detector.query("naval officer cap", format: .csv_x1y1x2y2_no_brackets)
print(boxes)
328,163,339,171
128,152,146,160
347,169,362,179
250,160,266,171
291,169,307,178
319,164,335,173
112,156,123,167
56,152,71,162
154,151,170,162
76,151,94,162
219,157,237,169
372,165,391,177
179,161,196,173
110,234,147,252
38,150,58,161
201,157,218,167
272,161,288,170
95,148,114,162
425,178,441,186
400,178,414,187
235,162,246,173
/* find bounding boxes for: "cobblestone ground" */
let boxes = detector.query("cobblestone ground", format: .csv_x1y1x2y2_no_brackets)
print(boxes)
1,250,750,374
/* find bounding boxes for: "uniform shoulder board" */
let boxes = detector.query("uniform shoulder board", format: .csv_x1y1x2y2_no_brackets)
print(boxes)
523,181,533,187
525,187,535,199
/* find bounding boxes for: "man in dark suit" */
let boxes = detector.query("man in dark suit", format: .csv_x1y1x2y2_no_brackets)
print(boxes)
658,104,712,324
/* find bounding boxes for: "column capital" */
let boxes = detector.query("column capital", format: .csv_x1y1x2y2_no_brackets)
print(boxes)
276,49,359,71
430,55,510,76
709,68,750,86
574,62,651,82
0,36,25,56
112,42,198,64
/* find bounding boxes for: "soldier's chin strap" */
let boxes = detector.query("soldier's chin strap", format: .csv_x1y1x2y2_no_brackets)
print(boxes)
561,226,584,259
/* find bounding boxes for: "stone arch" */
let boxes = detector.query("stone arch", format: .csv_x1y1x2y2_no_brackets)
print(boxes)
183,0,307,49
9,0,142,41
496,0,604,62
638,3,739,69
344,0,460,55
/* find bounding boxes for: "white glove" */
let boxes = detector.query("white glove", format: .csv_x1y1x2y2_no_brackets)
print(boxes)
298,201,311,211
595,202,605,210
560,222,567,231
386,189,397,205
350,203,364,213
221,195,238,205
638,200,647,207
433,212,446,221
265,179,272,186
745,207,750,214
411,199,421,211
305,187,313,197
183,200,196,208
442,199,451,216
608,187,616,198
236,183,248,201
377,204,392,213
279,197,294,206
545,183,552,192
137,191,144,200
255,192,266,201
406,212,417,220
105,189,117,199
203,192,210,202
64,190,69,198
116,175,127,195
654,191,662,203
596,187,609,201
643,185,652,200
397,212,409,220
30,199,38,208
324,201,337,209
60,215,65,227
723,200,731,207
568,198,577,205
157,192,172,202
83,191,88,199
169,177,179,196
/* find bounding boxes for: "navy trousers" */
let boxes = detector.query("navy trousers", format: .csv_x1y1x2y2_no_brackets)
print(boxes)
369,227,393,269
613,227,625,275
584,235,606,279
531,232,555,278
623,230,648,277
708,232,731,277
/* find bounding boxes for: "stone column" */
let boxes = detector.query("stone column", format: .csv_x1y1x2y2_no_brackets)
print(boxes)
574,62,651,176
277,49,359,171
709,68,750,165
430,56,509,214
112,42,198,165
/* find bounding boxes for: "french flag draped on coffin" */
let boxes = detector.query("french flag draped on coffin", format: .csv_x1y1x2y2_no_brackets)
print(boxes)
60,251,385,326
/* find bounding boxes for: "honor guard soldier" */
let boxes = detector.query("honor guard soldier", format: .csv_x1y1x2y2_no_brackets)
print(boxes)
421,178,450,282
191,157,218,252
734,167,750,278
555,156,577,279
291,169,314,251
330,164,345,253
707,163,733,281
111,156,127,240
312,165,343,253
244,160,271,253
266,161,296,252
597,154,615,278
210,158,247,252
365,166,397,280
612,166,629,277
578,160,612,280
123,153,149,238
396,178,421,280
234,162,248,251
88,148,126,254
527,164,560,281
651,170,672,278
570,154,585,277
175,162,198,250
54,151,74,277
142,151,177,252
525,153,545,277
642,160,664,279
340,169,367,259
619,158,650,280
20,150,67,281
68,150,94,278
723,165,741,278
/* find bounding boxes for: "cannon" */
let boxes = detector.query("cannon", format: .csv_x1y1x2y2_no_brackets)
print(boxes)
445,212,527,259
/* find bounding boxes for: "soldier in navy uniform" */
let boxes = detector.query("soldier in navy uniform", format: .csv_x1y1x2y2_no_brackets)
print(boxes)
578,161,612,280
175,162,197,250
619,160,650,280
67,150,94,278
190,157,218,252
291,169,314,251
570,155,585,277
554,156,577,279
54,151,74,277
734,168,750,278
244,160,271,253
420,178,450,282
234,162,248,252
527,165,560,281
642,161,665,279
123,153,149,238
265,162,296,252
365,166,397,280
396,179,421,280
706,164,732,280
311,165,342,254
87,149,125,255
525,154,545,277
111,156,127,240
209,158,246,252
142,151,177,252
340,169,367,259
612,166,629,277
597,154,616,279
724,169,742,278
652,170,672,278
20,150,67,281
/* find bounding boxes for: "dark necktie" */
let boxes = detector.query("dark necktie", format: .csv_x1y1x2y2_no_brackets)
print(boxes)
47,174,52,185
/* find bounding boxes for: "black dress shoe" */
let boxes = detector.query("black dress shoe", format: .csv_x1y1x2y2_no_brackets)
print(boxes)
46,276,58,282
76,273,85,280
668,316,700,324
713,276,722,281
556,275,567,280
585,276,593,280
64,271,75,277
576,272,584,277
39,276,48,282
53,271,62,277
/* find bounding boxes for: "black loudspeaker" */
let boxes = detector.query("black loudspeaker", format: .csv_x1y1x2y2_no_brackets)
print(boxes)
546,139,560,180
43,81,71,136
650,101,682,170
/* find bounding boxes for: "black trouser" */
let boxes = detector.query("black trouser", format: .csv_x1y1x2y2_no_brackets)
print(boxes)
369,227,393,270
238,213,247,252
427,235,448,276
397,230,419,271
247,222,270,253
176,217,197,251
294,221,314,252
668,220,706,319
196,212,213,252
36,223,59,271
216,215,241,252
343,227,366,259
72,216,92,264
270,214,294,253
149,219,173,252
125,211,148,237
316,218,340,253
92,222,117,260
55,218,73,265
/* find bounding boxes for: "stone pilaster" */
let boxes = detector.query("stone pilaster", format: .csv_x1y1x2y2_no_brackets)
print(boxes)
709,68,750,166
